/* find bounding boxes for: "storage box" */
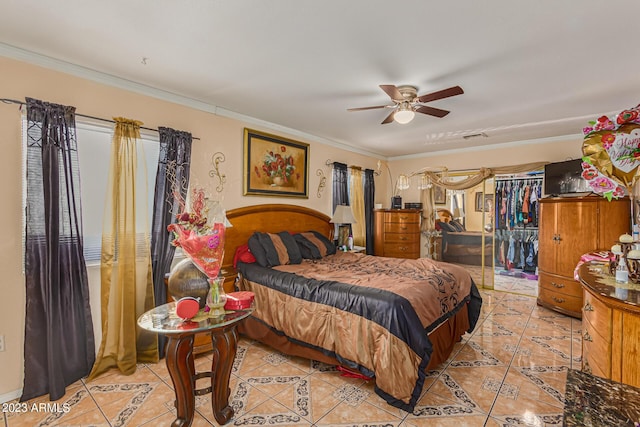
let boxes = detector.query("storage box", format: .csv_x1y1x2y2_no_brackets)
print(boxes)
224,291,255,310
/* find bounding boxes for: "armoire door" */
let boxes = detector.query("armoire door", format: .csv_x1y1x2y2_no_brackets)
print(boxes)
538,201,558,273
555,200,598,277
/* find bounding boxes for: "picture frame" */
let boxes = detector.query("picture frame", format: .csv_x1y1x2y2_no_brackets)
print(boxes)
434,185,446,204
243,128,309,198
475,192,494,212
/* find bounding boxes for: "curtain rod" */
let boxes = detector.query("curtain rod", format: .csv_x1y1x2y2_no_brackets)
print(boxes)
1,98,200,140
325,160,381,175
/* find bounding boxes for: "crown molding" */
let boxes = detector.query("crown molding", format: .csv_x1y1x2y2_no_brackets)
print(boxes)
0,43,385,160
387,133,581,161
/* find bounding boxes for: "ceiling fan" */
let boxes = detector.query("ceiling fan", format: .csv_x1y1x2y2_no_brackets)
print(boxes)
348,84,464,124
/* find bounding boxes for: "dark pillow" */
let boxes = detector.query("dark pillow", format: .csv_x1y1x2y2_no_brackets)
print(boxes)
449,219,466,232
438,221,456,233
247,231,302,267
294,231,336,259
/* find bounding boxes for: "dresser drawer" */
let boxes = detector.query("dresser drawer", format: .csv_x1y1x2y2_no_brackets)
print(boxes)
582,322,611,378
384,242,420,258
384,212,419,224
582,289,612,340
538,271,582,298
384,232,418,243
384,221,420,234
538,286,583,314
583,347,610,379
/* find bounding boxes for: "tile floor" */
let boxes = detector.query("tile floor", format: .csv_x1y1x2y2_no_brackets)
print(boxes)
3,289,581,427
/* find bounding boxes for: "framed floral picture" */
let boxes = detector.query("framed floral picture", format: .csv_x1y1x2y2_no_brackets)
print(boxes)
243,128,309,198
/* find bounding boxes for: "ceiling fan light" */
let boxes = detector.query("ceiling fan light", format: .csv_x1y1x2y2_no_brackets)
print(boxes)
394,103,415,124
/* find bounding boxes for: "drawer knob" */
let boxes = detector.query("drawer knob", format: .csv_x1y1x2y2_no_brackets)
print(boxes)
551,282,565,289
584,302,594,312
552,296,565,304
583,331,593,342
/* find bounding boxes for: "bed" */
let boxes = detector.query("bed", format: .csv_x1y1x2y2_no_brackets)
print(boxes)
437,208,493,266
221,204,482,412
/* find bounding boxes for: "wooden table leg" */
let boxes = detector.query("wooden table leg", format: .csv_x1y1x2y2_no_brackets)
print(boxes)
210,325,238,425
166,334,196,427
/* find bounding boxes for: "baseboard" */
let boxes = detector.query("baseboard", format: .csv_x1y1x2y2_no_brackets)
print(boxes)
0,389,22,403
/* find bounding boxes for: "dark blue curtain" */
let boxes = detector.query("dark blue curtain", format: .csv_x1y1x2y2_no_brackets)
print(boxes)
332,162,349,210
22,98,95,401
364,169,376,254
150,127,192,358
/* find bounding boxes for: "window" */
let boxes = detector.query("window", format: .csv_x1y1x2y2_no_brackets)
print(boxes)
23,119,160,262
76,122,159,262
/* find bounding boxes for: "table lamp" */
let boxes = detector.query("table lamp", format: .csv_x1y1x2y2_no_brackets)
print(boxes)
330,205,357,248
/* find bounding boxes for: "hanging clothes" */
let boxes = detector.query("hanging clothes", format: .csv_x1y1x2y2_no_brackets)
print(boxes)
494,176,542,271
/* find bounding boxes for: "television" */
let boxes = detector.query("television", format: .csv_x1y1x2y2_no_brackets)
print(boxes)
543,159,592,196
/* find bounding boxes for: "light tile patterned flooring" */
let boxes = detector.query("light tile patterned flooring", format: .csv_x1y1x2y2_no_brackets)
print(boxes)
3,289,581,427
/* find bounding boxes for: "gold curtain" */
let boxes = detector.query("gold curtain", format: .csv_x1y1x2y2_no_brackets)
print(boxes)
88,118,158,380
349,167,366,247
420,161,548,231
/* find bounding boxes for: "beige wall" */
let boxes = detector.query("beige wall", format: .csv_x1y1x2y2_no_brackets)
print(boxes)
387,138,584,208
0,56,386,399
0,55,587,399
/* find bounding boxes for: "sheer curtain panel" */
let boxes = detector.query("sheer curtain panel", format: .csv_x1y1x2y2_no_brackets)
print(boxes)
89,117,158,380
150,127,192,358
21,98,95,401
349,168,366,247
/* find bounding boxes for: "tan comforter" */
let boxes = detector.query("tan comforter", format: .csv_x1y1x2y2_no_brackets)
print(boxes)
237,251,481,411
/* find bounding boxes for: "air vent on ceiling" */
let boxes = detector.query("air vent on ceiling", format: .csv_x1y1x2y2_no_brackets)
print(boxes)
463,132,488,140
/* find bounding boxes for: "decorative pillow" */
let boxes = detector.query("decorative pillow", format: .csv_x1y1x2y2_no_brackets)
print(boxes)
449,219,466,232
247,231,302,267
294,231,336,259
438,221,456,233
233,244,257,268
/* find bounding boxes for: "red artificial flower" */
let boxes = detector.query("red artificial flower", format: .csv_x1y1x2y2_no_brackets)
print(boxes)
617,109,639,125
601,133,615,145
582,169,598,180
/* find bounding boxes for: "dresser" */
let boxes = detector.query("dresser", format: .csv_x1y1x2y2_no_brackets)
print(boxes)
373,209,421,259
578,262,640,388
537,196,629,318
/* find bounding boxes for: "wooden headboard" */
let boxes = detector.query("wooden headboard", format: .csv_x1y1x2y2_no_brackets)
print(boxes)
221,204,332,274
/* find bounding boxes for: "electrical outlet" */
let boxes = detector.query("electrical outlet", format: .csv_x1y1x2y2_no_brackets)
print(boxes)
0,334,5,352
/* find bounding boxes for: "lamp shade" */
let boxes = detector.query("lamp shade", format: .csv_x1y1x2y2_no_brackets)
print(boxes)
330,205,357,224
394,102,415,124
396,174,410,191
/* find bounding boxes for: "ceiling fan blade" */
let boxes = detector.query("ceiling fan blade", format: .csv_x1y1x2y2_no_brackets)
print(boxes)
417,86,464,103
379,84,404,101
416,105,450,118
347,105,389,111
381,110,396,124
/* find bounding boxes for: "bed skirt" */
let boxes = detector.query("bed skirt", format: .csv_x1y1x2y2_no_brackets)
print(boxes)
238,301,471,372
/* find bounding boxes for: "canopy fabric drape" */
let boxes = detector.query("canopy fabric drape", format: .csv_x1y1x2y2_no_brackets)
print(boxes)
89,117,158,380
420,162,548,231
21,98,96,401
364,168,375,254
150,127,192,359
349,168,366,247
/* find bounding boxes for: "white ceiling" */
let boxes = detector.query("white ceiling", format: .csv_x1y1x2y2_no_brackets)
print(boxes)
2,0,639,158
